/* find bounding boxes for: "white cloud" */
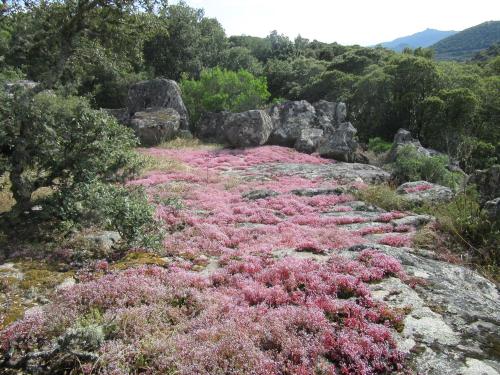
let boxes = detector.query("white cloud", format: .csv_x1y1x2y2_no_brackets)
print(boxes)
172,0,500,45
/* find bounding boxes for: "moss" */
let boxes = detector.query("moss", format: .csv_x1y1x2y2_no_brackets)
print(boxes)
0,261,74,330
378,306,412,333
112,251,168,271
15,261,74,291
0,300,28,330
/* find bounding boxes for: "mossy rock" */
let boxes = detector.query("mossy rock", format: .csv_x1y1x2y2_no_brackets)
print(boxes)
0,260,74,330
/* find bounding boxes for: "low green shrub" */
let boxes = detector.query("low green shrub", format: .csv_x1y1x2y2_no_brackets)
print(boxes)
367,137,392,154
51,181,162,249
392,145,461,188
418,187,499,278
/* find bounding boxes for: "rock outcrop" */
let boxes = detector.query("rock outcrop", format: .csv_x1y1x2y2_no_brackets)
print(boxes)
129,108,181,146
268,100,317,146
224,110,274,148
317,122,359,162
196,99,361,162
468,165,500,203
396,181,454,205
313,100,346,130
196,111,230,143
196,110,273,147
126,78,189,130
484,197,500,222
341,244,500,375
294,128,324,154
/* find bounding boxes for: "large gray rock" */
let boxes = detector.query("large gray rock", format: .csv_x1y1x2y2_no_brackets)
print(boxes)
83,231,121,251
127,79,189,130
196,111,230,143
396,181,454,206
313,100,346,130
468,165,500,203
225,110,273,147
294,128,324,154
484,197,500,222
129,108,181,146
317,122,359,162
268,100,316,146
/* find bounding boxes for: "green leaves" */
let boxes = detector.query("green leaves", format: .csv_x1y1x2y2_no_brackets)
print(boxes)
181,68,270,125
1,90,141,213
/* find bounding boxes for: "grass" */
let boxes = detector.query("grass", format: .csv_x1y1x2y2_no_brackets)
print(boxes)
354,184,414,212
158,137,223,150
139,154,192,175
356,183,499,282
0,173,14,214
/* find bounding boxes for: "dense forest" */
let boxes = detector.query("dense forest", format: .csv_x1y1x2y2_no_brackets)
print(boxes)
1,0,499,173
433,20,500,60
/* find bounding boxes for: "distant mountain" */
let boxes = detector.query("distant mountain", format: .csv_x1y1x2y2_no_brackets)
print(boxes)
377,29,457,52
432,21,500,60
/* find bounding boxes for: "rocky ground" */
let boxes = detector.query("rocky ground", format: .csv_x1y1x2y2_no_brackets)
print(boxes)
1,145,499,374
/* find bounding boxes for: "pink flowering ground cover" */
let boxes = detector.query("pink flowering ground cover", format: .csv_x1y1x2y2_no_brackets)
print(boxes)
1,146,415,374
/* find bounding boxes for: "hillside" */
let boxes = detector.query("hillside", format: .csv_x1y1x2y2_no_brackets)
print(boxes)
432,20,500,60
378,28,457,51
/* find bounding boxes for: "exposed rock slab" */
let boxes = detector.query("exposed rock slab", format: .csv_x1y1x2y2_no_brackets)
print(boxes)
230,162,391,184
396,181,454,205
341,244,500,375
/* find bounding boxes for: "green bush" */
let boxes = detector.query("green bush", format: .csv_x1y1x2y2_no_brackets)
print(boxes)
423,188,499,274
54,181,161,248
367,137,392,154
392,145,460,188
0,90,141,217
181,68,270,126
457,137,498,172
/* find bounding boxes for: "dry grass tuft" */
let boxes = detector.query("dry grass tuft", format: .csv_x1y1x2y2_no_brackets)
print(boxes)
158,137,223,150
139,154,191,175
0,173,15,214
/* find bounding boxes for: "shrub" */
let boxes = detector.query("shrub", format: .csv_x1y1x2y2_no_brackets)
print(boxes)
418,188,499,277
392,145,460,188
0,90,141,219
457,137,498,173
367,137,392,154
181,68,270,126
52,181,161,248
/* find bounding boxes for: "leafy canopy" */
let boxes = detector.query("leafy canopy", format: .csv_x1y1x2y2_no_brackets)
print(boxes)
181,68,270,125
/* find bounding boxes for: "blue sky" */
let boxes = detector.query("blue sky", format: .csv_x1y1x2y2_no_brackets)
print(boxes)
173,0,500,46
